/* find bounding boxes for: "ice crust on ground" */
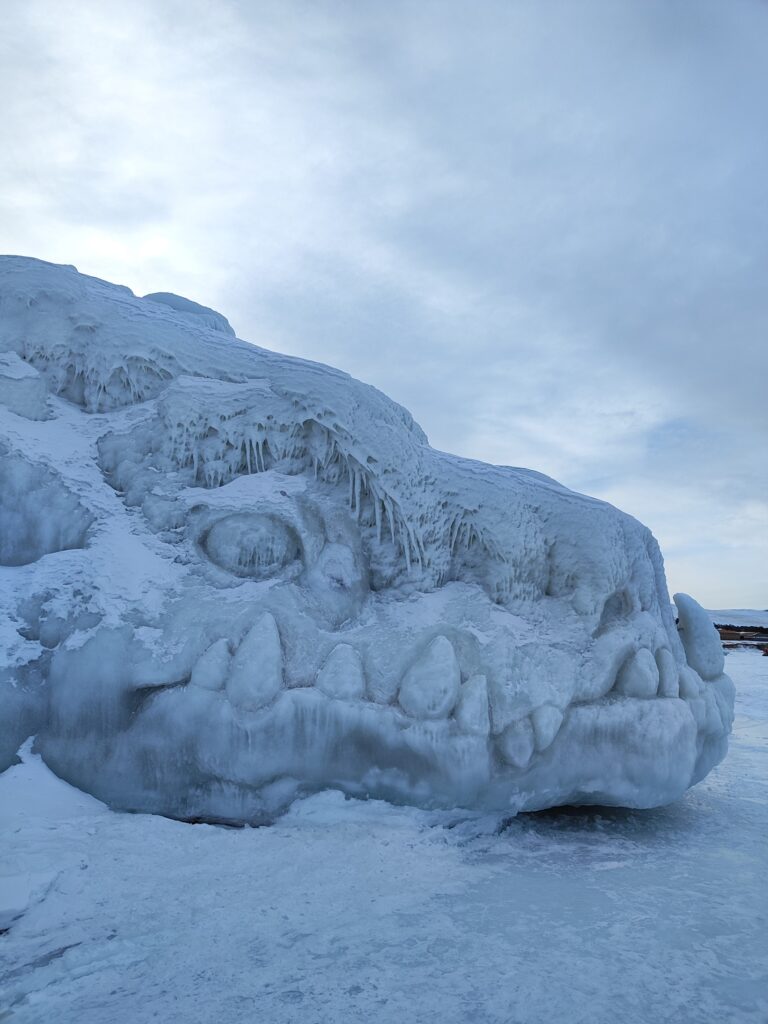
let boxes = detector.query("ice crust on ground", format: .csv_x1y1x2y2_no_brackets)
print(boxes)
0,256,735,821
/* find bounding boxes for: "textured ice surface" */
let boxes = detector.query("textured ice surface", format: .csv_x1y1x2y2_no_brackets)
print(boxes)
0,256,735,821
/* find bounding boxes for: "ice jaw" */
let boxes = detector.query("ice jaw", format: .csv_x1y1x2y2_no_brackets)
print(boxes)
0,256,734,820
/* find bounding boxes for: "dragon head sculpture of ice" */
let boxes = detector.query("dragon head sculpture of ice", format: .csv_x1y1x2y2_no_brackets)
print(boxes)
0,257,734,823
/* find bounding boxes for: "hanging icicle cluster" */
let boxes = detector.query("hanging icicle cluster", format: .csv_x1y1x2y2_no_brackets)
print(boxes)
97,376,523,599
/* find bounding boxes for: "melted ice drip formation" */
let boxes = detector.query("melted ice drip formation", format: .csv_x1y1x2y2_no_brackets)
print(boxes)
0,257,735,821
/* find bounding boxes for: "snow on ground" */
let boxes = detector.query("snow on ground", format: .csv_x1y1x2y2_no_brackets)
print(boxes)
0,648,766,1024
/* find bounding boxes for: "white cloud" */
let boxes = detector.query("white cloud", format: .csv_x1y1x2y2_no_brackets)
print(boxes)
1,0,766,606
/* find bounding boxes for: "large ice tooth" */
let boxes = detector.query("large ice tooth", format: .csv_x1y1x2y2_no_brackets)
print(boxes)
189,638,231,691
315,644,366,700
498,716,535,769
226,612,283,711
398,635,461,719
531,704,564,751
678,665,703,700
655,648,680,698
580,629,636,702
454,674,490,736
614,648,659,699
673,593,725,681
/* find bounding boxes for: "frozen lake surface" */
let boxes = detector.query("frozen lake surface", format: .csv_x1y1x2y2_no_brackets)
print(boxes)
1,648,766,1023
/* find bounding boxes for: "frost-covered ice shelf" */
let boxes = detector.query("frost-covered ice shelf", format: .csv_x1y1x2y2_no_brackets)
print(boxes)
0,256,734,820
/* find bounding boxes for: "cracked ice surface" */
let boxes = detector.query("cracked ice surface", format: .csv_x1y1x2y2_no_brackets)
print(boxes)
0,256,734,819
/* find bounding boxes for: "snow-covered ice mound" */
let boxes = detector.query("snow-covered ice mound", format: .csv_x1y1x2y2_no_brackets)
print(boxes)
0,257,735,822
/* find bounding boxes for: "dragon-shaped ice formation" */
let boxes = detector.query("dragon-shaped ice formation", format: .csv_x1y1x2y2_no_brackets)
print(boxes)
0,257,734,822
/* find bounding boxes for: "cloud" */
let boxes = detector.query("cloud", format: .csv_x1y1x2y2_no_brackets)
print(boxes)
1,0,766,605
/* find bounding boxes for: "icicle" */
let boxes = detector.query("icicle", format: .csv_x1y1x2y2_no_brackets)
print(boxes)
413,527,425,569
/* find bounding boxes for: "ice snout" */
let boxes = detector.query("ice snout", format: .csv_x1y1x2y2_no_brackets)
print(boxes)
180,611,731,794
602,638,732,752
496,642,679,772
494,632,732,779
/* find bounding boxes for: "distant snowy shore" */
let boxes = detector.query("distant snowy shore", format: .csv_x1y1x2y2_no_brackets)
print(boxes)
708,609,768,629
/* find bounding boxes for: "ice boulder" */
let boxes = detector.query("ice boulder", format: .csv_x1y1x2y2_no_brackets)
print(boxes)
0,256,735,823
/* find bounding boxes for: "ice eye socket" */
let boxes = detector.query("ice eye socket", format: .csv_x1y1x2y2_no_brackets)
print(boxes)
202,513,302,579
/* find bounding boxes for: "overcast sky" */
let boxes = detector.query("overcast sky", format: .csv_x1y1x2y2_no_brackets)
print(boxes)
2,0,766,607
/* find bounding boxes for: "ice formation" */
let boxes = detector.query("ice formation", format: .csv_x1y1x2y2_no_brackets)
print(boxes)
0,257,735,822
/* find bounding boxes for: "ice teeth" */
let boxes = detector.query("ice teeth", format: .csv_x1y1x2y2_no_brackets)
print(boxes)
678,665,703,700
531,704,564,751
190,638,230,691
454,674,490,736
498,716,535,768
614,648,659,699
226,612,283,710
398,635,461,719
655,648,680,698
315,644,366,700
